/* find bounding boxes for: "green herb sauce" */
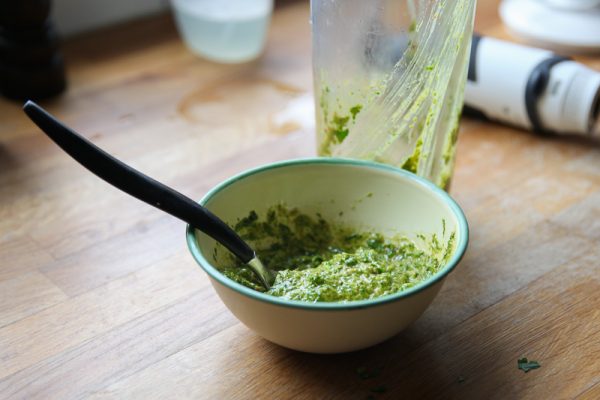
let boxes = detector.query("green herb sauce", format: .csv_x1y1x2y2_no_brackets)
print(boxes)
219,205,454,302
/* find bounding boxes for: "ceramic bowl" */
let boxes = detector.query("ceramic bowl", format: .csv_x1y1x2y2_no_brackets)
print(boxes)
186,158,468,353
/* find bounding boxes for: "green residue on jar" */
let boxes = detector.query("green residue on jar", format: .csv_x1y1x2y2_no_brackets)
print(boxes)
350,104,362,120
438,113,462,189
219,205,454,302
319,86,331,123
439,169,452,191
408,20,417,33
443,125,458,164
401,136,424,173
319,96,364,154
330,113,351,142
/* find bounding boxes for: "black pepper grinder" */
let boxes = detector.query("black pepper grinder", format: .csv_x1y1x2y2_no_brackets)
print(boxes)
0,0,66,100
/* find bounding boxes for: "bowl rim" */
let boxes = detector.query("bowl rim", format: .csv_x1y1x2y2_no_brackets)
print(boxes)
186,157,469,310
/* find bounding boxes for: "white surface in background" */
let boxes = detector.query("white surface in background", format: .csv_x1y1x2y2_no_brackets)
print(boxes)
271,93,316,132
545,0,600,10
500,0,600,53
51,0,169,37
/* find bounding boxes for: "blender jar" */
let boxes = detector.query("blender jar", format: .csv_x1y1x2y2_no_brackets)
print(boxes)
311,0,476,189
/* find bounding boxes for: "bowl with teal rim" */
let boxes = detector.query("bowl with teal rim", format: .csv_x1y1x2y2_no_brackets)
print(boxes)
186,158,468,353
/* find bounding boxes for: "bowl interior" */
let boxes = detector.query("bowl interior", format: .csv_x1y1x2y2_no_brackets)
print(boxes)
191,158,467,303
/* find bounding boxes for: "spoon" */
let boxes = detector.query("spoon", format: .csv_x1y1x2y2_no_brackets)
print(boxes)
23,100,276,289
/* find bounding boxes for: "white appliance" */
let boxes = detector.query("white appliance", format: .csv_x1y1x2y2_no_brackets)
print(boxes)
499,0,600,54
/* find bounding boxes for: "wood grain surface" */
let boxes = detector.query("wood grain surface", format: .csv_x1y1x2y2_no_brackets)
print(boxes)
1,1,599,399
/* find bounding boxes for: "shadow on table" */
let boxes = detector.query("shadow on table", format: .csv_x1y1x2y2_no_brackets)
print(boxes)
258,326,526,399
257,332,450,399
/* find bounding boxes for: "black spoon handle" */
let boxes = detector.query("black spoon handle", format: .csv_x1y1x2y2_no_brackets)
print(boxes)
23,100,255,263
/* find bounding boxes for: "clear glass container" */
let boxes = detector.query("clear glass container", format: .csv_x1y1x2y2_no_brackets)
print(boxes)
171,0,273,63
311,0,476,189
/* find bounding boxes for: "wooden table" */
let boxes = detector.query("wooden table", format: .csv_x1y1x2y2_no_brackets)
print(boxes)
1,1,599,398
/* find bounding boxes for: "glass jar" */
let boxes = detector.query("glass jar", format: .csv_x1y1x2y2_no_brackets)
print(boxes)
311,0,476,189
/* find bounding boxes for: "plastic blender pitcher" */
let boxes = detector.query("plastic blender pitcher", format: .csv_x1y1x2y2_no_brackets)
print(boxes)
311,0,476,189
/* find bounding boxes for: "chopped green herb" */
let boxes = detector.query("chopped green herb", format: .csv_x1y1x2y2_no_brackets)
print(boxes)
356,366,368,379
236,210,258,229
371,385,387,393
356,366,380,380
517,358,541,372
457,375,466,383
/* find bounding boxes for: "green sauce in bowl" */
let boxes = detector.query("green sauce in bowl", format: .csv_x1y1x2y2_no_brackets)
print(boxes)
220,205,454,302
